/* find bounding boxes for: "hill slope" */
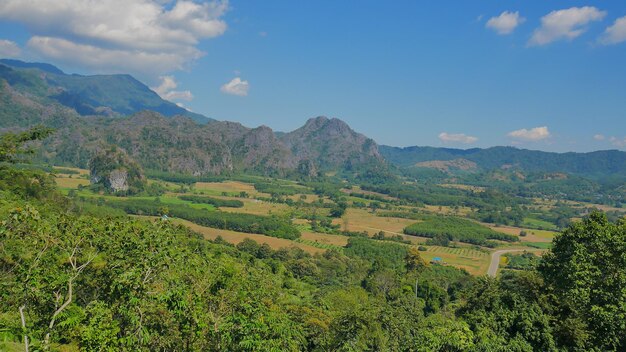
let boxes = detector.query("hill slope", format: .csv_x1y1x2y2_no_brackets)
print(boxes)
0,59,211,123
380,145,626,180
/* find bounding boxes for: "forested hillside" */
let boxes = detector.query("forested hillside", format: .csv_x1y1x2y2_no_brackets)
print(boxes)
380,145,626,179
2,126,626,351
0,59,210,123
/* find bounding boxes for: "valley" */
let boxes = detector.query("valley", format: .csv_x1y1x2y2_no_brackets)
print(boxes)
2,57,626,351
52,165,612,277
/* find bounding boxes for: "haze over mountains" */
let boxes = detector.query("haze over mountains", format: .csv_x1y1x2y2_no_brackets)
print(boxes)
1,59,625,181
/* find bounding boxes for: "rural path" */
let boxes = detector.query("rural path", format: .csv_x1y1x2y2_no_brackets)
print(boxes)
362,226,407,237
487,249,526,277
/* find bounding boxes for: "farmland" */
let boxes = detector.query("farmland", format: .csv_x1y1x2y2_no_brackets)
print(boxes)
50,167,609,276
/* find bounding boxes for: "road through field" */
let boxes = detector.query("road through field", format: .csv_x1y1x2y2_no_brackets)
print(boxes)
487,249,525,277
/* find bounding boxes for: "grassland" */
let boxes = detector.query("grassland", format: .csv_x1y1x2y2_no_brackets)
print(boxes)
482,223,556,243
418,245,490,275
151,217,324,254
333,208,416,235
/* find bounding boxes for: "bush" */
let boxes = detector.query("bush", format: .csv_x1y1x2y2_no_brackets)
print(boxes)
404,216,518,246
178,195,244,208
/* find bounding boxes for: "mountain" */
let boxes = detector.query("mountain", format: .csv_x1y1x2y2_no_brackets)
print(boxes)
0,59,212,123
380,145,626,181
0,59,385,176
32,111,382,177
280,116,383,170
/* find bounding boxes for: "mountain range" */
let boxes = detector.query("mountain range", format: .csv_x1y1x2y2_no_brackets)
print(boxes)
1,59,625,182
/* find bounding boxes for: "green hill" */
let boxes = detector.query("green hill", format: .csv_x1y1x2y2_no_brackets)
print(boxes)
0,59,212,123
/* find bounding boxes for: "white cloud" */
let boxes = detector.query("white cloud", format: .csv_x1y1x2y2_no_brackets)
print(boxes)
508,126,551,141
438,132,478,144
486,11,525,35
220,77,249,96
528,6,606,46
0,39,21,57
0,0,228,77
151,75,193,102
594,134,606,141
600,16,626,45
609,137,626,148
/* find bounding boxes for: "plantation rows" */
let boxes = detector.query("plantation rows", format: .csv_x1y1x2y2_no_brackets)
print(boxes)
424,246,488,258
294,238,345,251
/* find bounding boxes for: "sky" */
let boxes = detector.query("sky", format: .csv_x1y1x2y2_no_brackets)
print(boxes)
0,1,625,152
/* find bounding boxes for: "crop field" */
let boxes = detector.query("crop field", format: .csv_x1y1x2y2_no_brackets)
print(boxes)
48,168,558,276
55,176,90,189
300,231,350,247
423,204,472,216
194,181,269,197
334,208,416,235
294,238,344,251
218,197,291,216
341,186,398,201
522,217,558,230
483,223,556,243
438,183,485,192
167,218,325,254
53,166,89,176
418,245,490,275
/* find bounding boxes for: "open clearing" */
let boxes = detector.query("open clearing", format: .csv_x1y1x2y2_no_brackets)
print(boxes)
153,217,324,254
55,176,90,189
419,245,490,276
219,197,291,216
194,181,270,197
334,208,416,235
300,231,350,247
482,223,556,243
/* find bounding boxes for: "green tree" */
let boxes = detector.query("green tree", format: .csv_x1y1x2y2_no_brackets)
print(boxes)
539,212,626,350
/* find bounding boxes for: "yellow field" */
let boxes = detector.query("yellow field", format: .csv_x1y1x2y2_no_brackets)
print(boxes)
54,166,89,176
341,186,398,201
334,208,416,235
422,204,472,216
55,176,90,188
482,223,556,243
219,197,291,216
195,181,269,197
418,245,490,276
157,217,325,254
439,184,485,192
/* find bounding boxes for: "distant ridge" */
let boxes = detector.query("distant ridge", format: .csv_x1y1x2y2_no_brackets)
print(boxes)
0,59,65,74
0,59,212,123
380,145,626,180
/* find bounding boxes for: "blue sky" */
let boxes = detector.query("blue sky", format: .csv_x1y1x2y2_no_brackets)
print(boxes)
0,1,625,152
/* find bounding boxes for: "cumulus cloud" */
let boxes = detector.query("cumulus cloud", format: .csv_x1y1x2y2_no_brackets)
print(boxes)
220,77,249,96
151,76,193,102
438,132,478,144
486,11,525,35
594,134,606,141
508,126,551,141
600,16,626,45
0,0,228,77
0,39,21,57
528,6,606,46
609,137,626,148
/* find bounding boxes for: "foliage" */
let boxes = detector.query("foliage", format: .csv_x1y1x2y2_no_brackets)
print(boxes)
0,125,54,164
178,195,244,208
102,198,301,239
404,216,518,246
539,212,626,350
504,252,540,270
88,146,146,195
